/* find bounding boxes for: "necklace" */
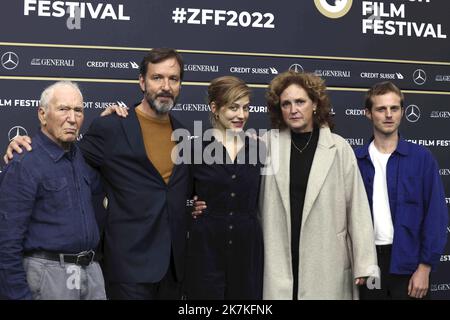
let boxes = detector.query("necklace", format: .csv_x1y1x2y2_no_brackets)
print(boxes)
291,130,313,153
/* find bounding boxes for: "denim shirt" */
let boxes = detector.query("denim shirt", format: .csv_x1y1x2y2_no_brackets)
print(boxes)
355,137,448,274
0,131,101,299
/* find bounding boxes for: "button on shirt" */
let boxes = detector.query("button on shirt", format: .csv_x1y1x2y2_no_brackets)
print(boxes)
185,135,265,299
0,131,101,299
192,136,263,219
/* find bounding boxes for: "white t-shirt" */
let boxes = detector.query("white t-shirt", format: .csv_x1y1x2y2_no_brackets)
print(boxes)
369,141,394,245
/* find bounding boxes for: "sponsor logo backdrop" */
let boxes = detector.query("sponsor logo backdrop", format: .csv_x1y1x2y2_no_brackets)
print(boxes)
1,0,449,299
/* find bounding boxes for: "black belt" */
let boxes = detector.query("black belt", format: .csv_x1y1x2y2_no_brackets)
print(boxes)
376,245,392,255
24,250,97,267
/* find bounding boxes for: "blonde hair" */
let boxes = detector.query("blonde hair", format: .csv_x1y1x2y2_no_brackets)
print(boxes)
208,76,251,127
365,81,404,110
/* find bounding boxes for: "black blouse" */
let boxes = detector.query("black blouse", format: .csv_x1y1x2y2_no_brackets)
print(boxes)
185,134,265,299
191,135,264,216
289,127,319,299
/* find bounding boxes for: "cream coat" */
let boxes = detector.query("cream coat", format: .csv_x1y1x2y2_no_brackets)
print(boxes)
260,127,377,300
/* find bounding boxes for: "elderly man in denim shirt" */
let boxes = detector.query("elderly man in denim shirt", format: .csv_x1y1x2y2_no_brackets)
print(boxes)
356,81,448,300
0,81,106,300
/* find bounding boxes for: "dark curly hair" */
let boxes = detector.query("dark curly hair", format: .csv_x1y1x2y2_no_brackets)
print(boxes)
266,71,334,130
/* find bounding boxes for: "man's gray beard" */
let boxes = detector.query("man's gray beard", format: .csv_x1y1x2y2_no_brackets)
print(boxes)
147,96,175,115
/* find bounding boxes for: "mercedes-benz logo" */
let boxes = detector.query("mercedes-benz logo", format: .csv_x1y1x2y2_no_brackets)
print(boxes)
1,52,19,70
8,126,28,142
413,69,426,86
405,105,421,123
289,64,304,73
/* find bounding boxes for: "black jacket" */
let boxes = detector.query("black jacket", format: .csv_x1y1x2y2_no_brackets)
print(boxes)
79,106,190,283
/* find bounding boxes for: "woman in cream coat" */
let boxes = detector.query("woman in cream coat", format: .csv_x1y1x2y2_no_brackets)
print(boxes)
260,71,377,300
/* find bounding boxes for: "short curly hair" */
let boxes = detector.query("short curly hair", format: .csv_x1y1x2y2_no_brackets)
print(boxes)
266,71,334,130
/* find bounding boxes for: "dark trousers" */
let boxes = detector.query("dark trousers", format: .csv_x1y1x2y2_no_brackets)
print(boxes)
359,245,429,300
106,257,182,300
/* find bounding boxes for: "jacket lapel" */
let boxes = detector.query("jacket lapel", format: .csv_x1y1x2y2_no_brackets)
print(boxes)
168,114,187,185
122,106,165,183
302,127,336,226
273,129,292,218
